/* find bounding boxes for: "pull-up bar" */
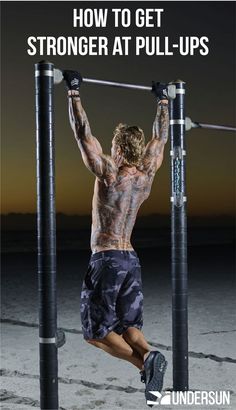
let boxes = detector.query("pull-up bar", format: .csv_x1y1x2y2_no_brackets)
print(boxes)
53,68,178,97
185,117,236,132
54,68,152,90
84,77,152,91
35,61,234,409
54,68,236,132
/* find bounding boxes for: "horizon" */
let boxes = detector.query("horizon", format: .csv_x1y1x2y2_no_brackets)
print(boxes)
1,211,235,218
2,212,235,232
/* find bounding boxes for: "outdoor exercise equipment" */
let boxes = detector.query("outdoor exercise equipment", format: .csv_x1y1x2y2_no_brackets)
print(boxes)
35,60,235,409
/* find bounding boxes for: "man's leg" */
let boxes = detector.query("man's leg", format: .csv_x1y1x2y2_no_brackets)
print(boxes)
87,331,143,369
123,327,151,362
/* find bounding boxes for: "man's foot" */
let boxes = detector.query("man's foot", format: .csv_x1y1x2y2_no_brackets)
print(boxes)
141,351,167,406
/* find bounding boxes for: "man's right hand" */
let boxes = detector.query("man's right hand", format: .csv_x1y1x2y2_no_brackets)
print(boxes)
63,70,83,91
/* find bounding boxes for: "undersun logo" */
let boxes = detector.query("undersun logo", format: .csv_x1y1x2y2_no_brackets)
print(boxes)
147,391,171,406
147,391,231,406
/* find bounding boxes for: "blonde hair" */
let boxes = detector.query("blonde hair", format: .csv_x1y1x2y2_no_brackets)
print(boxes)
113,123,145,167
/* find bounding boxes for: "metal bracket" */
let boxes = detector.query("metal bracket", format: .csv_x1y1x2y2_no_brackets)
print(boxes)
167,84,176,100
55,329,66,348
54,68,64,84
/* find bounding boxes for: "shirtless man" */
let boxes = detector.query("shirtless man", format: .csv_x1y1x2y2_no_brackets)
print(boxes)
64,71,169,405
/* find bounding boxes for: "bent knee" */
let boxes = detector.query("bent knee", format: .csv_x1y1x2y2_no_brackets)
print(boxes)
86,338,96,344
123,327,141,343
85,338,101,348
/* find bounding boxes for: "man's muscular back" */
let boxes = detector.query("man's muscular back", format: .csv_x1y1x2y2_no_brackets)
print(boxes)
91,166,152,252
67,89,169,253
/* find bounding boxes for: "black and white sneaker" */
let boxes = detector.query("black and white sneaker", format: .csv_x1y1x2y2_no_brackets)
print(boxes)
142,351,167,406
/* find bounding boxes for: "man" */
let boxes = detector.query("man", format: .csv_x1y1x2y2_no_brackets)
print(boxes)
64,71,169,405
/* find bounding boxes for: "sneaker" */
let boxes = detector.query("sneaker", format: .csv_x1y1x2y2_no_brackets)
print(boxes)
143,351,167,406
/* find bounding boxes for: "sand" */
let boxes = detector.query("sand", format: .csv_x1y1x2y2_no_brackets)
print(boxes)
1,245,236,409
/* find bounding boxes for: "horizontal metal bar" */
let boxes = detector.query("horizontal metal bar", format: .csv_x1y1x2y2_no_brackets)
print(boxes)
185,117,236,132
54,69,152,90
194,122,236,132
83,77,152,91
54,69,179,97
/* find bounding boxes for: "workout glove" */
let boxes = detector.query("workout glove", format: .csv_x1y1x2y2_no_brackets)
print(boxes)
151,81,168,101
63,70,83,91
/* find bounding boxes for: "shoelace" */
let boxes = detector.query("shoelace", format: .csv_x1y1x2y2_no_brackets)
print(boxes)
140,370,146,384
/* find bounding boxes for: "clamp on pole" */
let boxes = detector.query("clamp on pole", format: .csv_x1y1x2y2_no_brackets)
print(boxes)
55,329,66,348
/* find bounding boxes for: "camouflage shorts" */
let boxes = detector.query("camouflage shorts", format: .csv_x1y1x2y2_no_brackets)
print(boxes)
80,250,143,340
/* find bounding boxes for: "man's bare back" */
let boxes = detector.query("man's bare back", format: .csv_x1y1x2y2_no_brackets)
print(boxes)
67,88,169,253
91,165,152,252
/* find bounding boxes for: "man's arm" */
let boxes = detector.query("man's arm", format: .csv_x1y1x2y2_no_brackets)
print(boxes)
64,71,117,184
142,82,169,178
142,102,169,178
68,92,117,184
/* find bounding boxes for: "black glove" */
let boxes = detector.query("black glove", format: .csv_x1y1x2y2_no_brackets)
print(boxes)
151,81,168,101
63,70,83,91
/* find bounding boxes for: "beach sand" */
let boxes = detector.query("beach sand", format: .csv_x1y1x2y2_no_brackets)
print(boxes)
1,243,236,409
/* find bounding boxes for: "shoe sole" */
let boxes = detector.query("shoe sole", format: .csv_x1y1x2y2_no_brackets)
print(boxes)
145,353,168,405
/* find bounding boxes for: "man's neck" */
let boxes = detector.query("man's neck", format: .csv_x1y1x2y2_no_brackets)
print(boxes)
120,165,137,174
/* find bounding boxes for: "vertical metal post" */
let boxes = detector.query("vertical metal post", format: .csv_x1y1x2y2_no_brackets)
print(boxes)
169,80,189,391
35,61,58,409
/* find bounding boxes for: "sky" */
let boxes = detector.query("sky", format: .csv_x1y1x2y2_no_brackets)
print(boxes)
1,1,236,217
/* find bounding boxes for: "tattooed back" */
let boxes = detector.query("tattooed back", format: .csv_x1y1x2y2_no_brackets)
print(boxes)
67,93,169,252
91,165,153,253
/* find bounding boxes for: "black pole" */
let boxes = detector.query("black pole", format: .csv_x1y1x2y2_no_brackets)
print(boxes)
35,61,58,409
169,80,189,391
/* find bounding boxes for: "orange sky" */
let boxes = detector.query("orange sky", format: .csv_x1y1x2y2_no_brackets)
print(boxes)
1,2,236,217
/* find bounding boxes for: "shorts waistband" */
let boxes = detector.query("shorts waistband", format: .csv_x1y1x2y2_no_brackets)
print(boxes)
91,250,137,261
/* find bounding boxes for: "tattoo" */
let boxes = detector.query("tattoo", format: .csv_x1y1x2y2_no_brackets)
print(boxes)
141,103,169,179
152,103,169,144
69,95,92,141
91,171,151,253
68,94,117,183
67,93,165,254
